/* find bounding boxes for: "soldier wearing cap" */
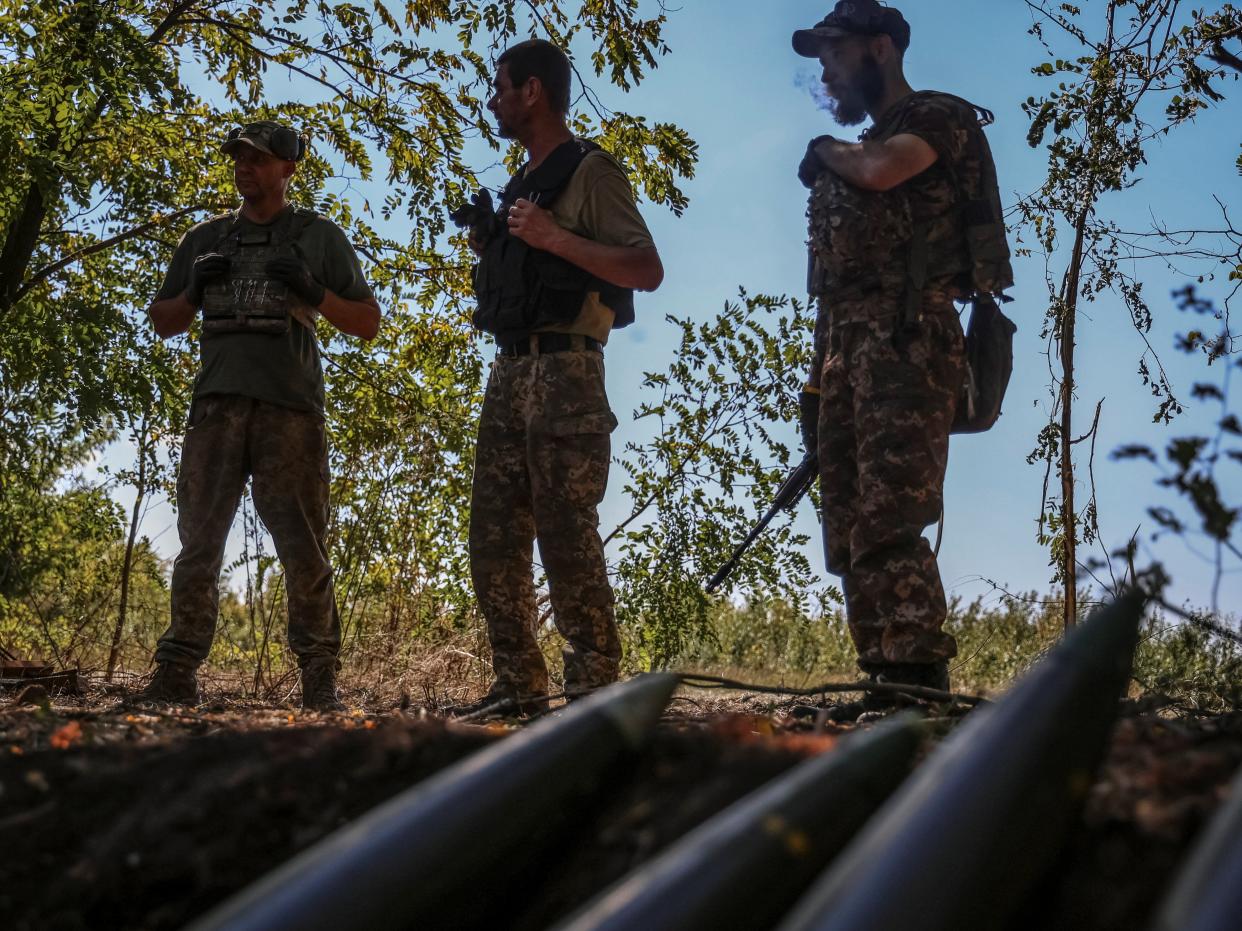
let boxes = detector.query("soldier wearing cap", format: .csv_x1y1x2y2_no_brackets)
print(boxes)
135,120,381,711
452,40,663,715
792,1,1014,708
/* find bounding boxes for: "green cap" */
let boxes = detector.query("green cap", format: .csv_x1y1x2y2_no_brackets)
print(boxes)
221,121,305,161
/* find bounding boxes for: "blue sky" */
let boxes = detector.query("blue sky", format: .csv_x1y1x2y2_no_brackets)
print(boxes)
105,1,1240,615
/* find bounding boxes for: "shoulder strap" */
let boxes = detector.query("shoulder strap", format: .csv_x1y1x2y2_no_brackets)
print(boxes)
501,138,600,209
895,217,930,348
872,91,993,149
272,206,319,246
906,90,994,127
290,206,319,240
208,210,245,253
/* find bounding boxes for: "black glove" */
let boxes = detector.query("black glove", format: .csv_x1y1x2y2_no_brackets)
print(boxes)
799,389,820,455
798,136,832,189
186,252,230,306
450,189,500,250
265,251,326,308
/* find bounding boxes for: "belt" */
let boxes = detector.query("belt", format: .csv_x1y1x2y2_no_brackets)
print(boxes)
495,333,604,357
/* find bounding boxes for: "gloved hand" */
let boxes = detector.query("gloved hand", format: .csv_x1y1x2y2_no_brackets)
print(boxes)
799,388,820,456
265,250,326,308
186,252,230,306
798,136,833,189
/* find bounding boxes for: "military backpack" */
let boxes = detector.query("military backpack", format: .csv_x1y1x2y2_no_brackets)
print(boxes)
881,92,1017,434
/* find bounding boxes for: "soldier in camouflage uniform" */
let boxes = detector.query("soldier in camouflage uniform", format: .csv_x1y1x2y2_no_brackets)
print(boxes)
455,41,663,713
135,121,381,711
792,1,1013,701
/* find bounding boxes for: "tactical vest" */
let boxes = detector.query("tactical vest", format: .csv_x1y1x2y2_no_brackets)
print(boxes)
808,172,911,301
472,139,635,339
808,91,1013,307
201,207,319,336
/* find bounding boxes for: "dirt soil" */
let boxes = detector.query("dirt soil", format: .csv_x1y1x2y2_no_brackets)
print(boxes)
1017,705,1242,930
1,687,1239,930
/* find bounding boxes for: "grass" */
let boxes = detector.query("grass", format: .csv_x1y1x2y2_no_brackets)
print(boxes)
8,581,1238,713
658,594,1241,711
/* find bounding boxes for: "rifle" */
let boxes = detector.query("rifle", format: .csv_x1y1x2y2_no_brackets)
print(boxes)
705,453,818,594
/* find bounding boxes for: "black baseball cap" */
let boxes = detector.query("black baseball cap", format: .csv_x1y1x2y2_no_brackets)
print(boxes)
793,1,911,56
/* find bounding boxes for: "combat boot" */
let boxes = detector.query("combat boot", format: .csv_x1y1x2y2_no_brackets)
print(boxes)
132,662,200,706
445,686,549,719
826,660,951,722
300,660,345,712
859,660,951,710
867,660,951,694
562,679,613,704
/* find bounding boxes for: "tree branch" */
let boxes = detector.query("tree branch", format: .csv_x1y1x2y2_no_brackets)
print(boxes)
148,0,205,46
12,204,225,304
1208,42,1242,73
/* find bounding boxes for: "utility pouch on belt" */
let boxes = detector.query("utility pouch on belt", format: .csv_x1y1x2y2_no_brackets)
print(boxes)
951,293,1017,434
201,208,316,336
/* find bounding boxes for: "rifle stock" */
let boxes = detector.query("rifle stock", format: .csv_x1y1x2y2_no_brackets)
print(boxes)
705,454,817,594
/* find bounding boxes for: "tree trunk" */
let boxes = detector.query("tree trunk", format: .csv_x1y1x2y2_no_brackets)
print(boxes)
0,1,107,314
1058,208,1091,629
0,184,48,313
107,417,150,680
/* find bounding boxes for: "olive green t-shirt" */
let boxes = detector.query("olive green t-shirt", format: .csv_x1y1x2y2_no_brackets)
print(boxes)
538,150,656,344
154,207,373,416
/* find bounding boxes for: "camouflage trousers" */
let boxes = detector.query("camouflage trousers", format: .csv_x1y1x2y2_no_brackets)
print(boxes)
155,395,341,669
469,346,621,697
817,303,965,666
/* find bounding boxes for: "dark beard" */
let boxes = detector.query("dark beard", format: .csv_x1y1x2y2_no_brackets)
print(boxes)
826,54,885,126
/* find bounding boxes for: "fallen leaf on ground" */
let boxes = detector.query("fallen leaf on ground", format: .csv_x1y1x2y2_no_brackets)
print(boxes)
50,721,83,750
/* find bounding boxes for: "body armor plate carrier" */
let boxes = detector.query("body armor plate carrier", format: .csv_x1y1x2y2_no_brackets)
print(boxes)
201,207,318,336
472,139,634,339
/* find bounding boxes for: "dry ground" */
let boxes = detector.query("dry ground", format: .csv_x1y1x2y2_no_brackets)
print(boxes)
1,680,1239,930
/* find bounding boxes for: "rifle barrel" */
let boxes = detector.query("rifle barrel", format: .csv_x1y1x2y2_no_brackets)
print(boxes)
704,455,817,594
706,516,775,594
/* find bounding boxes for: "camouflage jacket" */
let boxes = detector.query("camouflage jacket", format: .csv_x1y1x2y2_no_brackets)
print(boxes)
807,91,1012,328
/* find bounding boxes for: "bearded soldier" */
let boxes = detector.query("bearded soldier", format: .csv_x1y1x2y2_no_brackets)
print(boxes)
135,121,381,711
453,40,663,714
793,1,1013,709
